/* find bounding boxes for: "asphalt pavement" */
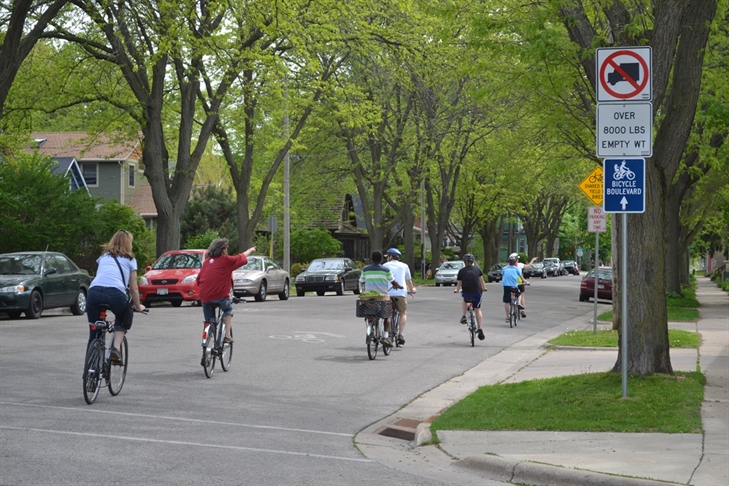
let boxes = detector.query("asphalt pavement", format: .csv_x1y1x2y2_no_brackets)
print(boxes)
356,276,728,486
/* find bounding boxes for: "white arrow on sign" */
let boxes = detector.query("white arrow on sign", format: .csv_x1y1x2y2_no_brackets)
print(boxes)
620,197,628,210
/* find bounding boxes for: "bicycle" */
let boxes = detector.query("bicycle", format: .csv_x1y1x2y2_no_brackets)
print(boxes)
356,298,392,360
509,288,520,328
83,304,148,405
464,299,477,346
201,297,241,378
387,292,414,348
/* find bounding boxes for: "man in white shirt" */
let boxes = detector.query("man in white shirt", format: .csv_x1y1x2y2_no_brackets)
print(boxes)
510,253,537,318
384,248,417,345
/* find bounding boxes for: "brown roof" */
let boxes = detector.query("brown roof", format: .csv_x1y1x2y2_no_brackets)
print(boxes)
29,132,142,161
129,184,157,216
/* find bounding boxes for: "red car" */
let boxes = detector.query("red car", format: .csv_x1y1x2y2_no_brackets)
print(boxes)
579,267,613,302
138,249,206,307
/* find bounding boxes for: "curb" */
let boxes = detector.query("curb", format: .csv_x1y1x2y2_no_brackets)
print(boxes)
455,455,682,486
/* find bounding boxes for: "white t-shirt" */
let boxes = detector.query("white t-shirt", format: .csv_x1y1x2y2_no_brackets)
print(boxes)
384,260,411,298
90,253,138,292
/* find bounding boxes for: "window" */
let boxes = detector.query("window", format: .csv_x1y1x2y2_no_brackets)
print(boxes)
81,163,98,186
128,163,136,187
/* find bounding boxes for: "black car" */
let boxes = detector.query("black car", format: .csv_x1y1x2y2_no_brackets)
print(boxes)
562,260,580,275
0,251,91,319
487,263,505,282
523,262,546,279
295,258,362,296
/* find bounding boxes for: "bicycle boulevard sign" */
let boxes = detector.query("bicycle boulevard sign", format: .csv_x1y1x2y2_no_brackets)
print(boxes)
603,158,645,213
578,166,604,206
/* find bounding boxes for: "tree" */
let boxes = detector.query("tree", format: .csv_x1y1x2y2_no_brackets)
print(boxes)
290,229,342,263
181,186,238,252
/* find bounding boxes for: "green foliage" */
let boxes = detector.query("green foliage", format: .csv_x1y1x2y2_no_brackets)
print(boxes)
93,201,156,271
184,229,219,253
548,329,700,349
0,153,98,260
290,229,341,263
181,186,238,252
291,262,308,278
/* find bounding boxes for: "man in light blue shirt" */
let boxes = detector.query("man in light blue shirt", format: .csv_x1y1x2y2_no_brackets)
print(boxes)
501,255,524,323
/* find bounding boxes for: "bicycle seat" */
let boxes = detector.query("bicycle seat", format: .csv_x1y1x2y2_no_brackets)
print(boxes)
96,303,113,311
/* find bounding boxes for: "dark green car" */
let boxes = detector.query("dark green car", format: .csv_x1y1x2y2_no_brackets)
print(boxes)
0,252,91,319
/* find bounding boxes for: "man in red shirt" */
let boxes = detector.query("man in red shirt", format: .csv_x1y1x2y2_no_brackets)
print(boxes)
198,238,255,345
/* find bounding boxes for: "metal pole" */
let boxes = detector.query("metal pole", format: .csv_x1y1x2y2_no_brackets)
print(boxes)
621,214,628,397
283,79,291,274
421,178,426,279
593,230,599,334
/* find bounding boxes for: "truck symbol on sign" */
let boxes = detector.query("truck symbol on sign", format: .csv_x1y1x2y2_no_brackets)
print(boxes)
608,62,640,86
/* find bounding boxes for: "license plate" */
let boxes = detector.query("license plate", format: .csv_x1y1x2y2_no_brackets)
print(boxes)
157,288,169,295
598,284,605,289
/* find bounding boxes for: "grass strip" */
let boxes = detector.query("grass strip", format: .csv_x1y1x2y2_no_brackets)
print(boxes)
432,371,704,434
597,307,699,322
548,329,700,349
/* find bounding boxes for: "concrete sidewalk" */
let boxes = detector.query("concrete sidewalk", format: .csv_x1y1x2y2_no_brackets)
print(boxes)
355,277,728,486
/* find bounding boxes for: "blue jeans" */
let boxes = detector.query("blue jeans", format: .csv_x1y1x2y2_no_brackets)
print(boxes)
202,297,233,323
86,286,131,348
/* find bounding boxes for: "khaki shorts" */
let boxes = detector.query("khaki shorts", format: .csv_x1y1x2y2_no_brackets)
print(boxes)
391,296,407,314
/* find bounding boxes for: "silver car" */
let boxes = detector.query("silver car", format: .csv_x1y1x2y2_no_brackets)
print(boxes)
435,260,465,286
232,256,290,301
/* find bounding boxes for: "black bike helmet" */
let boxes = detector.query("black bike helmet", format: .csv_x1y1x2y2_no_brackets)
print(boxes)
463,253,475,262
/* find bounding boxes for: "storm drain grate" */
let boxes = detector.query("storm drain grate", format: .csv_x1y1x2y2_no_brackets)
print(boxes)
377,426,416,441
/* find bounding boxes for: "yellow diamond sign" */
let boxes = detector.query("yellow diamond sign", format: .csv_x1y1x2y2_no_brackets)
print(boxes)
579,166,604,206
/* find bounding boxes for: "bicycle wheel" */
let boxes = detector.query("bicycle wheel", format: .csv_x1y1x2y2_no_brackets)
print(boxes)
468,310,475,347
381,319,391,356
220,326,233,372
202,325,216,378
83,340,103,404
108,335,128,396
367,318,379,360
391,312,400,348
510,302,517,328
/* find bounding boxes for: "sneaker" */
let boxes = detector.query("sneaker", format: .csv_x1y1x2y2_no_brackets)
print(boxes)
460,315,467,324
224,337,234,344
110,348,123,364
477,328,485,341
505,317,510,323
200,356,206,367
517,303,525,310
521,311,527,318
397,334,405,345
382,337,392,347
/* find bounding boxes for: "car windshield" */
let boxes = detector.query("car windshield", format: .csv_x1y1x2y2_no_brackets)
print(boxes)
153,253,201,270
239,259,262,271
440,262,463,270
0,254,43,275
308,260,343,271
586,270,612,280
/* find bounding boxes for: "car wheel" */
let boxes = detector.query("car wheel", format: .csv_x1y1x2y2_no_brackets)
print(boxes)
26,290,43,319
336,280,344,296
579,294,588,302
435,283,440,287
278,280,290,300
255,280,267,302
316,290,325,296
296,288,305,297
171,299,183,307
353,281,361,295
71,288,87,315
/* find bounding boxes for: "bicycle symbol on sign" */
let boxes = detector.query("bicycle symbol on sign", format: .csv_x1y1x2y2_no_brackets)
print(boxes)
613,160,636,180
588,172,603,184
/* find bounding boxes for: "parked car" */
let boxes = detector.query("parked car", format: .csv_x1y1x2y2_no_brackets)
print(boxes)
0,251,91,319
543,258,563,277
523,262,546,279
562,260,580,275
487,263,505,282
232,256,290,301
295,258,361,296
138,249,207,307
579,267,613,302
435,260,465,286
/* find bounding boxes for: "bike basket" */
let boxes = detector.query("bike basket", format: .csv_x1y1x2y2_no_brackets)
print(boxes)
356,299,392,318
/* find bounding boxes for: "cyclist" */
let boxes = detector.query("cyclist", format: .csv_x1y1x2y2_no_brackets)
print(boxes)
197,239,255,355
510,253,537,318
359,250,402,346
86,230,146,363
453,254,486,341
501,254,525,323
384,248,417,346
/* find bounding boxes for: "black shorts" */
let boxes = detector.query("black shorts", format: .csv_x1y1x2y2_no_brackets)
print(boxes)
502,286,520,303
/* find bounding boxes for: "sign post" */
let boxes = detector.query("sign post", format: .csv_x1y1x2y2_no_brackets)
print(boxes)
587,206,606,334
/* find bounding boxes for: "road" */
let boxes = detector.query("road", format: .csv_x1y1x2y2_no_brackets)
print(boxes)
0,273,600,485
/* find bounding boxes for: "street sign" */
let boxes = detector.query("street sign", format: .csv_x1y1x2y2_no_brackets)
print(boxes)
588,206,607,232
579,166,604,206
597,47,652,102
603,158,645,213
597,102,652,157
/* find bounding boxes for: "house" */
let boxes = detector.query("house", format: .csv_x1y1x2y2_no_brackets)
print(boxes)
299,194,370,261
30,132,156,226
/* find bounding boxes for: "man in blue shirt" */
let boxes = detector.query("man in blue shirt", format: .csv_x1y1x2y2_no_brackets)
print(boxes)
501,254,525,323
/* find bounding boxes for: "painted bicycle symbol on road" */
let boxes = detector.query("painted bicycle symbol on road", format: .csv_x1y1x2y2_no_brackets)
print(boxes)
269,332,345,344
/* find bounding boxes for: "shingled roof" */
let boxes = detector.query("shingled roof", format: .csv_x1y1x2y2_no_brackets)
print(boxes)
30,132,142,161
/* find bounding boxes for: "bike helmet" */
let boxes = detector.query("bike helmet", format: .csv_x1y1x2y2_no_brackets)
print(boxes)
463,253,475,262
385,248,402,258
509,252,519,260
